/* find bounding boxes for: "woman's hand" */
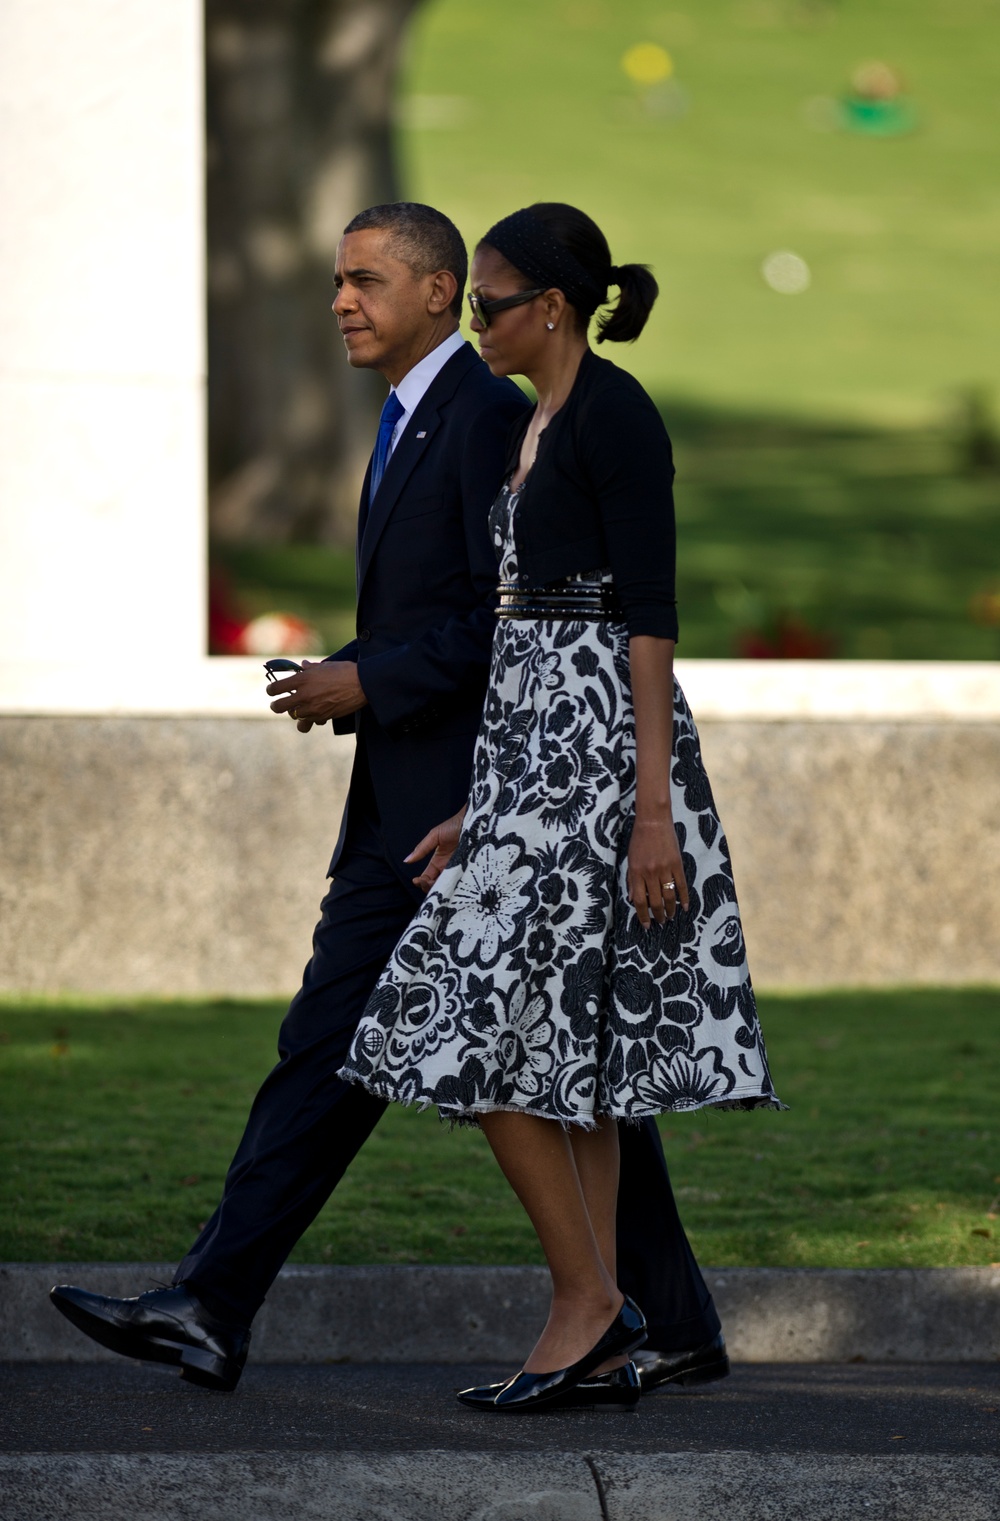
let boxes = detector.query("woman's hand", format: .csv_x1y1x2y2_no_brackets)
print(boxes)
627,635,686,929
405,805,468,892
628,814,690,928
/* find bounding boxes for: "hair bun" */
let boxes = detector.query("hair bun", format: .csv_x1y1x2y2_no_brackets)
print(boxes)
597,260,659,344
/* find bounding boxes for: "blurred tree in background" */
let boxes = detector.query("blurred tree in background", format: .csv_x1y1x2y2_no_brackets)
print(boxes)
206,0,422,547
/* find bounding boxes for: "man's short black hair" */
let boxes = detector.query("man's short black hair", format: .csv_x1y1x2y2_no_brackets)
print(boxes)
343,202,467,317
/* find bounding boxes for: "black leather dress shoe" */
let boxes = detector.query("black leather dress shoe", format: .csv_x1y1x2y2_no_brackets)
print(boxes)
49,1283,250,1392
557,1359,642,1410
633,1332,730,1393
486,1295,647,1414
459,1360,641,1412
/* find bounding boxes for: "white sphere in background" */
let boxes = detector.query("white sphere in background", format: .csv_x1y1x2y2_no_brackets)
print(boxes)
240,613,322,656
761,250,811,294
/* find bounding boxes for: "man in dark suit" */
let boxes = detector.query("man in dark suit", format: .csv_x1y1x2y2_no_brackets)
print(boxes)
51,203,726,1395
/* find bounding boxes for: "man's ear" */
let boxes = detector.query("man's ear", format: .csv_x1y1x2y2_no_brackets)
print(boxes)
427,268,459,315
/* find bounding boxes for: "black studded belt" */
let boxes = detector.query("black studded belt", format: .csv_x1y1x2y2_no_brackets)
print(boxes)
497,581,622,622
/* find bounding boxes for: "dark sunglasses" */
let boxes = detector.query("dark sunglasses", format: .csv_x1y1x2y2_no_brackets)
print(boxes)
466,287,547,328
262,658,302,683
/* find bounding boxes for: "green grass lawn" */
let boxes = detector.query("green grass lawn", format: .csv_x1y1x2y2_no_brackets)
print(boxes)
2,989,998,1268
402,0,1000,427
214,0,1000,659
214,404,1000,661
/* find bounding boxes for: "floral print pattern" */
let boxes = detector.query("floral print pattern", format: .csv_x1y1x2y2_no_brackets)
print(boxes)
341,482,781,1126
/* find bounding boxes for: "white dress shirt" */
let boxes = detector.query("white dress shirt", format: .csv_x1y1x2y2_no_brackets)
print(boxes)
386,328,467,457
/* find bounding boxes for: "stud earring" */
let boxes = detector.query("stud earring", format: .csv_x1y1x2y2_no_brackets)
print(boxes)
546,322,555,331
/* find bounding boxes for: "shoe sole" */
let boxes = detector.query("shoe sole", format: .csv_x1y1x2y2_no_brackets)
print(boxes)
553,1396,640,1412
459,1389,640,1414
51,1293,240,1392
178,1345,241,1392
644,1355,731,1393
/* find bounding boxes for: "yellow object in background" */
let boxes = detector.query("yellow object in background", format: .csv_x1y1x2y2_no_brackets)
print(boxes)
620,42,674,86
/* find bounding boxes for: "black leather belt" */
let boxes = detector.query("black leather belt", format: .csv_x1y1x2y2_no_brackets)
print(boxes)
497,581,622,622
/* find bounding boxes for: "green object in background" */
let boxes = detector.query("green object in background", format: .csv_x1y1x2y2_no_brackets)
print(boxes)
840,95,918,136
1,990,997,1269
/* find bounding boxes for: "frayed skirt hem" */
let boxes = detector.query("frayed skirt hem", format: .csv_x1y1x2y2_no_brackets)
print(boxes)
339,1065,786,1129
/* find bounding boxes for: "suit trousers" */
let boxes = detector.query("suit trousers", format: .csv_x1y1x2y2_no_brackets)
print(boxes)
175,762,720,1352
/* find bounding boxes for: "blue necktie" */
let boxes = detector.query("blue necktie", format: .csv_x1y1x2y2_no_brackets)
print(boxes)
368,391,406,505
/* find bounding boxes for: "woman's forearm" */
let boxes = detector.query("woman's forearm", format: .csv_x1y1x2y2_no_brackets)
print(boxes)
629,635,676,816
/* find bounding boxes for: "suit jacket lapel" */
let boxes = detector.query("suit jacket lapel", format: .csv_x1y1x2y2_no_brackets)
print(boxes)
357,343,478,594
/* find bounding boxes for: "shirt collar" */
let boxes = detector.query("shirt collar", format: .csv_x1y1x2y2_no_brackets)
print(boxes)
392,329,467,417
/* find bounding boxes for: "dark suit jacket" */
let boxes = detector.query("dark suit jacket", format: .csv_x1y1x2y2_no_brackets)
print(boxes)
328,340,530,878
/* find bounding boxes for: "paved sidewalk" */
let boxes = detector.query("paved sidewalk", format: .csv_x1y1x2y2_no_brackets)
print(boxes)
3,1361,999,1519
4,1359,1000,1455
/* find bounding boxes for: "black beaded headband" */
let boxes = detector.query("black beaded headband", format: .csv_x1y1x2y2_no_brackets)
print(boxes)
481,207,615,316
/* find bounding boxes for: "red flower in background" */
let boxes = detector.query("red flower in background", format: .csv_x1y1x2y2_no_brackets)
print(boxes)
970,587,1000,628
208,566,321,656
208,567,247,655
737,614,836,660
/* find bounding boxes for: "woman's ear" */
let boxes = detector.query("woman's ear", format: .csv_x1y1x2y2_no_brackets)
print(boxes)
543,287,568,329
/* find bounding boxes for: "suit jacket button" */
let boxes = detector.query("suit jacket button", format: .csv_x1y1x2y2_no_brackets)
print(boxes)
358,628,371,642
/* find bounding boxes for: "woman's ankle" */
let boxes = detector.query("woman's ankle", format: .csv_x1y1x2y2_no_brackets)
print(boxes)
522,1291,629,1374
550,1285,622,1319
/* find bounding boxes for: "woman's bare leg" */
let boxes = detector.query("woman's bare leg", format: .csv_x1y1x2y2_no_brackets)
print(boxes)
478,1110,625,1374
569,1119,628,1371
569,1119,620,1278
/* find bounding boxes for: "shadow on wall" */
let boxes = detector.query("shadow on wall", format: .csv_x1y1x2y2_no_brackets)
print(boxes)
5,1263,997,1363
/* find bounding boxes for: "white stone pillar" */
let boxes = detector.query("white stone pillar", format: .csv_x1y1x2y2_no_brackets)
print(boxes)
0,0,205,665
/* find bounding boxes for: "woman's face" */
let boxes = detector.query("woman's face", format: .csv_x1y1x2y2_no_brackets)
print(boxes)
468,246,551,377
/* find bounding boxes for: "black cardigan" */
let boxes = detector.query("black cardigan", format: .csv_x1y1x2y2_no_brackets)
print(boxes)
504,348,678,641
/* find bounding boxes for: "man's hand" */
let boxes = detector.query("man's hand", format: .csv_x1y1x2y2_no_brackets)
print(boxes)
267,659,368,732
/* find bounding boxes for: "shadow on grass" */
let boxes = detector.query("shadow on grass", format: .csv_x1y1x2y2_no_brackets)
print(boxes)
1,989,998,1268
662,396,1000,660
211,398,1000,662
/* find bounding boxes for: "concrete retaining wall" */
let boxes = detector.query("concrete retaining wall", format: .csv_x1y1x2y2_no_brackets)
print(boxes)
0,716,351,996
1,711,999,992
7,1264,999,1363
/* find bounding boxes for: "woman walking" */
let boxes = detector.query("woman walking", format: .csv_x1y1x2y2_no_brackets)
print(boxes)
341,203,781,1412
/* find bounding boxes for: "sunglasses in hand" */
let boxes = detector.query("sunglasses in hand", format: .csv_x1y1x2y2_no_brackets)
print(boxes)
262,658,302,684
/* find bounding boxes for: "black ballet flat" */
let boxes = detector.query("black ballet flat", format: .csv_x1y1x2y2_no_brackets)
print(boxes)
457,1379,511,1410
490,1295,647,1414
458,1360,642,1412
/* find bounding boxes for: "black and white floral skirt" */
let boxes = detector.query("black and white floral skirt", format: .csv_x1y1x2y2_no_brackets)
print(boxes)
340,486,781,1127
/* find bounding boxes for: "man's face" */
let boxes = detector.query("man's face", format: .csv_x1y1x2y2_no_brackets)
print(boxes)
333,229,436,376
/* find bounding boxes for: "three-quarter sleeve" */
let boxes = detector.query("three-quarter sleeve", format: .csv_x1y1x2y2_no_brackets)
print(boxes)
580,383,678,641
